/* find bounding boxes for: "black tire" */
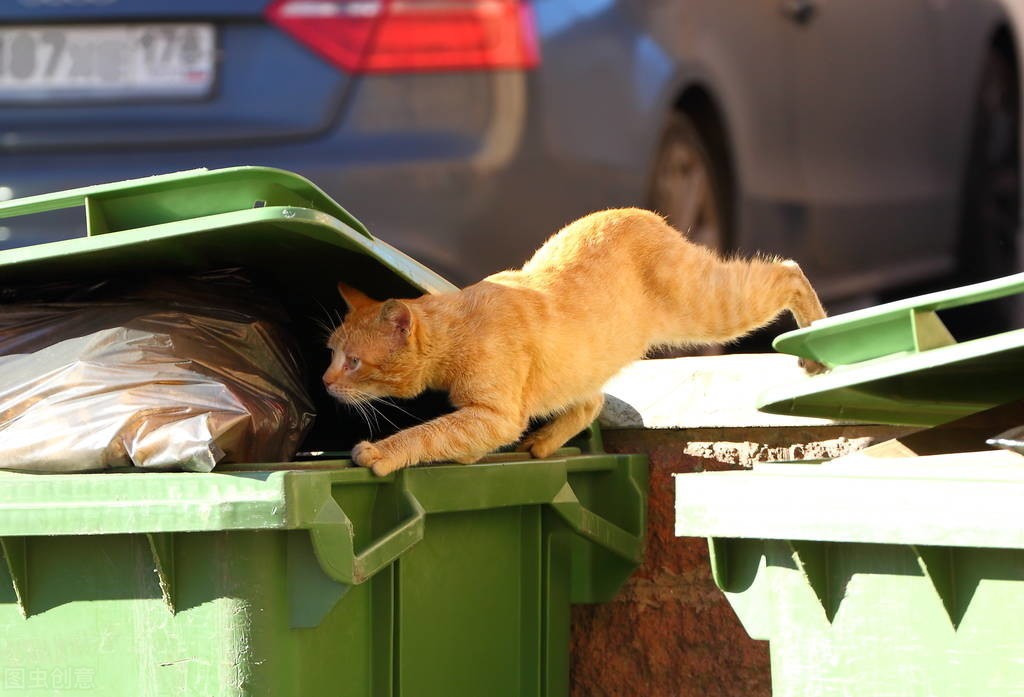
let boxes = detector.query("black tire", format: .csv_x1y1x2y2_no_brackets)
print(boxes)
646,111,738,357
648,112,731,253
951,47,1021,337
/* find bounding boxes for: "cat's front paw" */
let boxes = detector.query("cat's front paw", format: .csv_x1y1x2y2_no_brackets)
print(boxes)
799,357,828,375
352,441,402,477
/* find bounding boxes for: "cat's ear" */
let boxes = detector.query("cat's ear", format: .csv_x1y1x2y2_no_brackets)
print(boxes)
380,299,413,338
337,282,376,312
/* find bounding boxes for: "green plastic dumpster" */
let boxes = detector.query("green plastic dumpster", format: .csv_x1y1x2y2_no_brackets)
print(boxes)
0,168,647,697
675,453,1024,697
676,278,1024,697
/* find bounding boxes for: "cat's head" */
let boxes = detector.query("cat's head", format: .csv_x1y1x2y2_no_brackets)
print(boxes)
323,282,424,405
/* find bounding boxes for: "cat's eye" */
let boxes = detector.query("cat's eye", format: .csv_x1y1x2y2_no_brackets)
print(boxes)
344,356,361,371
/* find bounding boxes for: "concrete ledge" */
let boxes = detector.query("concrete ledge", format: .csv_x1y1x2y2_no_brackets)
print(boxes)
600,354,846,429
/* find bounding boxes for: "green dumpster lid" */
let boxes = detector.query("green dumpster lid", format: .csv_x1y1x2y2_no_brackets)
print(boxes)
0,166,457,298
674,449,1024,549
759,273,1024,426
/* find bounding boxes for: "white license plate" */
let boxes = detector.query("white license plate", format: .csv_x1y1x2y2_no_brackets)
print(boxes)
0,23,216,103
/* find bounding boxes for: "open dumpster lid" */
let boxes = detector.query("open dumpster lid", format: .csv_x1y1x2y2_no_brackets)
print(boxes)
759,273,1024,426
0,166,457,300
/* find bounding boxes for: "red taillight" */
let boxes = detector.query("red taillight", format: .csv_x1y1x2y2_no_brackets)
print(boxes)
266,0,540,73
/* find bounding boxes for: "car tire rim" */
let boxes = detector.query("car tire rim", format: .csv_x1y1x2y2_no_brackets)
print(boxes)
647,115,727,357
652,121,724,252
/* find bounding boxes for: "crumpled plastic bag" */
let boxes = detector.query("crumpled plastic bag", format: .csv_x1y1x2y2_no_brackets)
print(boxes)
0,271,315,472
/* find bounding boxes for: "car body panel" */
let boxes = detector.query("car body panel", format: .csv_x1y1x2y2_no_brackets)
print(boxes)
636,0,1014,299
0,1,350,149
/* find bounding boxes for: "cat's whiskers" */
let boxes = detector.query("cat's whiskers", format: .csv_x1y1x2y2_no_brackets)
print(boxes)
372,398,425,425
311,300,340,340
364,399,403,433
312,319,334,341
341,387,396,437
348,396,377,437
343,386,422,433
341,387,373,406
362,402,381,437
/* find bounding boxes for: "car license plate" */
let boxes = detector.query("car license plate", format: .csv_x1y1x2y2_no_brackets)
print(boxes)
0,24,216,103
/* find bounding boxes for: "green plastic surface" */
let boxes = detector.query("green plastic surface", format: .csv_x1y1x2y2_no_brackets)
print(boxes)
0,167,370,238
0,167,456,297
761,272,1024,425
675,454,1024,696
0,455,646,696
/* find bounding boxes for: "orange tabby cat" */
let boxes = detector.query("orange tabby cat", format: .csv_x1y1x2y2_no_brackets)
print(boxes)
324,208,826,476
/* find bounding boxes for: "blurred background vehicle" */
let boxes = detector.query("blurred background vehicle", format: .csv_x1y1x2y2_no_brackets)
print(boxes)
0,0,1020,335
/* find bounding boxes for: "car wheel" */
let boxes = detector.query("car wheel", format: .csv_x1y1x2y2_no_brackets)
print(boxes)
649,112,730,252
647,111,732,357
950,47,1021,337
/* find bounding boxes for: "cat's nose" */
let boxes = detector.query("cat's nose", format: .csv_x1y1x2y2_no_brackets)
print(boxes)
322,369,338,385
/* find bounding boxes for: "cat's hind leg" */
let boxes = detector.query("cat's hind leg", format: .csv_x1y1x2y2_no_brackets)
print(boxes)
775,260,827,329
770,260,828,374
670,256,827,373
708,257,826,334
520,394,605,459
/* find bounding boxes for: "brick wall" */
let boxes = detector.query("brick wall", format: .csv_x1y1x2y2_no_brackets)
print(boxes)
570,424,905,696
